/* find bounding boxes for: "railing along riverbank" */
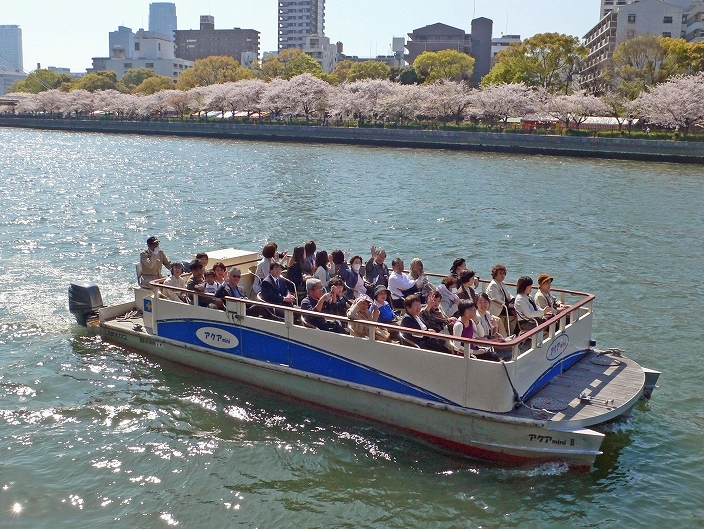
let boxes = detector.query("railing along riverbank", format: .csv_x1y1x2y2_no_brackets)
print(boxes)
2,116,703,164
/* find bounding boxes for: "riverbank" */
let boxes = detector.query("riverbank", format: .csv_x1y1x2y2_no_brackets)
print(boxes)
1,116,702,163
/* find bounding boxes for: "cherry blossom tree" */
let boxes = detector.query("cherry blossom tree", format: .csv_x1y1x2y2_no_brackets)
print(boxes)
631,73,704,133
61,89,96,117
376,83,430,124
544,92,609,129
261,78,295,119
328,79,396,124
424,80,472,125
286,73,330,122
471,83,537,125
35,89,65,115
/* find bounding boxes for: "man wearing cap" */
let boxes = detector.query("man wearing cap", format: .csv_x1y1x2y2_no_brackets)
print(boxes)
140,236,173,286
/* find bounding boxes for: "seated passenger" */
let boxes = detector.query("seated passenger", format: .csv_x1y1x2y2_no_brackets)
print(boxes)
409,258,434,298
260,262,296,308
437,275,461,317
486,264,517,333
449,258,467,279
420,290,456,333
313,250,331,289
162,262,187,302
347,295,392,342
329,249,346,278
285,246,308,293
476,292,509,339
388,258,423,309
140,235,173,286
457,269,479,301
372,285,397,325
340,254,367,298
186,259,208,307
515,275,553,331
255,242,278,282
452,299,491,356
302,240,317,276
300,278,345,333
202,269,219,296
195,252,209,270
324,277,351,317
534,273,570,313
365,246,389,287
213,262,228,287
213,267,247,309
400,295,450,353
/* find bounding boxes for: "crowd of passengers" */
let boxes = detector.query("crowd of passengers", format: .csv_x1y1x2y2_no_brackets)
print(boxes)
141,236,571,359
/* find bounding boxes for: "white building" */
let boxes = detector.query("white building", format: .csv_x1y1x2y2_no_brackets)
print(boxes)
90,29,192,81
582,0,704,92
491,34,521,67
278,0,325,51
302,34,339,72
0,72,26,95
149,2,177,40
0,25,23,73
600,0,631,18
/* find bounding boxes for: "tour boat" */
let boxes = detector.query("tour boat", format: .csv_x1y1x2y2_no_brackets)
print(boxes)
68,247,660,470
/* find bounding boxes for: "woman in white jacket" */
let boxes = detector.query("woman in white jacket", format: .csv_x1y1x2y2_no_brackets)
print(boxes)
514,276,553,332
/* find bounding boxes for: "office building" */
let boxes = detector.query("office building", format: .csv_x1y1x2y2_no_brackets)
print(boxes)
149,2,177,39
405,20,493,84
278,0,325,51
174,16,260,65
600,0,630,18
90,28,192,81
110,26,135,60
0,25,23,73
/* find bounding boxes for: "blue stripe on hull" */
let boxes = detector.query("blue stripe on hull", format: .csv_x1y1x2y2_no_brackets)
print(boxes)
522,350,589,401
157,319,458,405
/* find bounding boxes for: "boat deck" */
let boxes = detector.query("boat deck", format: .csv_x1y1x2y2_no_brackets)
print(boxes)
510,351,645,428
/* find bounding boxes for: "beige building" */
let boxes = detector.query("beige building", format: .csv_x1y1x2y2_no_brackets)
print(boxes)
90,29,192,81
302,35,339,73
491,34,521,67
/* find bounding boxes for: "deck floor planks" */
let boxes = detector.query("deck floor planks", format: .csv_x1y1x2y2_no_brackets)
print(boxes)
510,352,645,424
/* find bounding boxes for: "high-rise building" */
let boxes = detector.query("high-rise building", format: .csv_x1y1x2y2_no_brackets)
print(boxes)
109,26,135,60
278,0,325,51
149,2,177,39
0,25,23,73
174,16,260,65
599,0,630,19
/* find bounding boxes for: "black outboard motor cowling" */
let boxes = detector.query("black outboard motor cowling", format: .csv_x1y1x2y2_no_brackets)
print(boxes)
69,281,104,326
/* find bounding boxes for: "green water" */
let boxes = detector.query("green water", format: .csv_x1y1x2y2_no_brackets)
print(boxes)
0,128,703,528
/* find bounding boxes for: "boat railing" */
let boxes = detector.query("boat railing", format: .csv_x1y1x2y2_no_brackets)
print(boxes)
150,276,594,364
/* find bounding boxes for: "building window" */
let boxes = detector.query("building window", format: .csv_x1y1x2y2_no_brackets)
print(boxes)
627,14,636,23
626,29,635,38
158,43,161,51
662,32,672,38
146,62,154,68
663,16,673,24
124,63,132,69
135,43,140,51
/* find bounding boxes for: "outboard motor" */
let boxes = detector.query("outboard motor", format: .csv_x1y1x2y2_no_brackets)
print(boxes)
68,281,104,326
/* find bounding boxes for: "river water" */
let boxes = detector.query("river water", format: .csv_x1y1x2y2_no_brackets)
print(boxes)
0,128,703,528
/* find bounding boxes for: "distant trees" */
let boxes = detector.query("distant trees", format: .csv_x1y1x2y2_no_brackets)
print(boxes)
483,33,588,94
8,69,72,93
413,49,475,83
71,71,120,92
176,56,254,90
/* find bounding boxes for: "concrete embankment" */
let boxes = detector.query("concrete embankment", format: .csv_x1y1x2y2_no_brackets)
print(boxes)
1,117,702,164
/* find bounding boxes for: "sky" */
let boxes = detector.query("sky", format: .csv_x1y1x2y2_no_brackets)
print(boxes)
3,0,601,73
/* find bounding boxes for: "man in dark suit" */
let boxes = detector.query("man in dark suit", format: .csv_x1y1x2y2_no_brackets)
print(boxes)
260,262,296,306
400,295,450,353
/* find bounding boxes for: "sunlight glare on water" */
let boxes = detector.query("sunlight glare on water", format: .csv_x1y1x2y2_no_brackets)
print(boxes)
0,128,703,527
